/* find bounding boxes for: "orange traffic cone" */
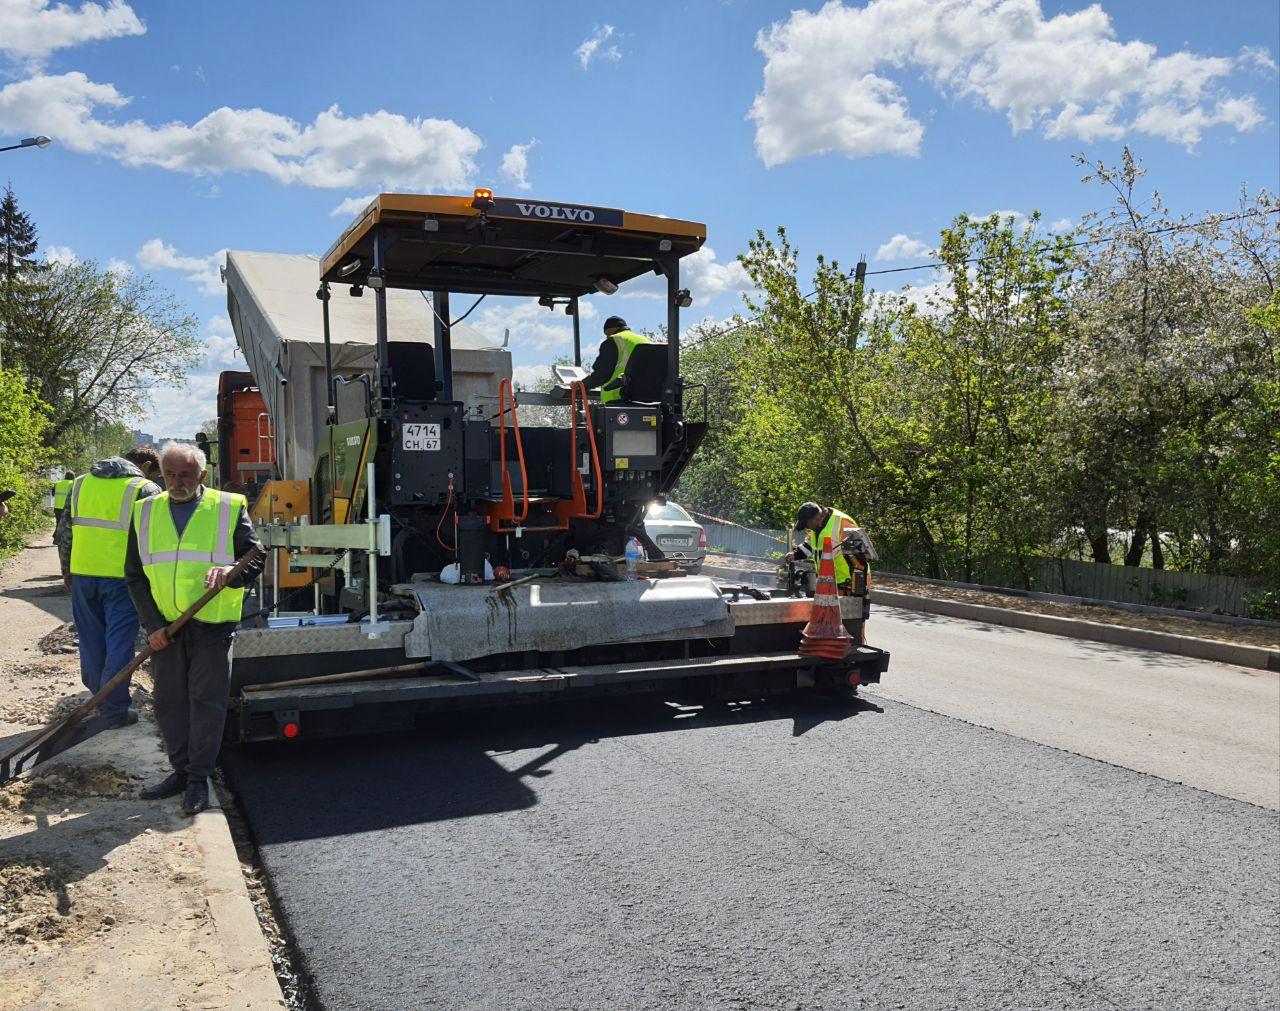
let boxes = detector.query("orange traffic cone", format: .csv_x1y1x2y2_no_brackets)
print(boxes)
798,537,853,661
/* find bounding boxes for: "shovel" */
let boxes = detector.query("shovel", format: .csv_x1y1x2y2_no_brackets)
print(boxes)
0,546,262,786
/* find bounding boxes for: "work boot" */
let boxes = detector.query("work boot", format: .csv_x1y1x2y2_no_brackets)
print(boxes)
140,770,186,800
102,710,139,730
181,778,210,817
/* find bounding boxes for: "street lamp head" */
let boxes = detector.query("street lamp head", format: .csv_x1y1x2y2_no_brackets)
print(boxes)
24,136,53,148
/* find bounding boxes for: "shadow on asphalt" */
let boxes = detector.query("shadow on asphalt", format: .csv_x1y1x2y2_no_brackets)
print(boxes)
221,693,883,846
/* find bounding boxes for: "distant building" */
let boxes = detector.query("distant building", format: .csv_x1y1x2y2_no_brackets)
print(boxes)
130,429,156,447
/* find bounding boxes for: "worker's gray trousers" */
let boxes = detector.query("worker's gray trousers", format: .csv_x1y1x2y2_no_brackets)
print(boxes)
151,620,234,780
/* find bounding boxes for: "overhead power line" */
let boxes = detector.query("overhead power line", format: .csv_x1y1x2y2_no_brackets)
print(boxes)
681,206,1279,351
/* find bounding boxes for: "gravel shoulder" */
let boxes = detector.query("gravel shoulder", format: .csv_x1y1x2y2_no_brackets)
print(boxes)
0,537,283,1010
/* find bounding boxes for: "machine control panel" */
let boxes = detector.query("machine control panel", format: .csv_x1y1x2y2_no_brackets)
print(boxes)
603,406,662,472
390,403,465,506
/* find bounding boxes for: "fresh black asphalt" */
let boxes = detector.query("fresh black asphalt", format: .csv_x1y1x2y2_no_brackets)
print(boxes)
223,694,1280,1010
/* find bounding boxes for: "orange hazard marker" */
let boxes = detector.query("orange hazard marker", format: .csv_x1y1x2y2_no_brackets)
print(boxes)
798,536,853,662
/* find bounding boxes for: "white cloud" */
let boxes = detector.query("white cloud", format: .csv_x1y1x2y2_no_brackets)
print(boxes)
137,238,226,296
512,363,553,390
43,244,76,265
203,314,238,366
500,139,537,192
0,73,484,192
474,298,578,354
1239,45,1278,74
615,246,752,308
973,208,1031,230
143,375,215,438
576,24,621,69
0,0,144,64
106,256,132,277
682,246,752,305
330,193,374,218
749,0,1270,165
1050,217,1073,233
874,234,932,262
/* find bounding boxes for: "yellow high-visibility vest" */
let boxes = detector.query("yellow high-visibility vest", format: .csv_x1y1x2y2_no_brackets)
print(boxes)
806,508,858,585
133,488,247,624
68,474,147,578
53,478,73,510
601,329,658,404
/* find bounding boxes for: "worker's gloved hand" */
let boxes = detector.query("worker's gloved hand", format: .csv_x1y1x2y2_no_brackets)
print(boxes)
204,565,234,590
148,629,170,652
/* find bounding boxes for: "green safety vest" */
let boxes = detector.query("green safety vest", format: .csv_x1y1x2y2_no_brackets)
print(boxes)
53,478,73,510
806,508,858,586
68,474,147,578
601,329,656,404
133,488,248,624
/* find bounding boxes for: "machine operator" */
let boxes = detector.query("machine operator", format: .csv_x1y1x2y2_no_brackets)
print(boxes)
582,315,662,404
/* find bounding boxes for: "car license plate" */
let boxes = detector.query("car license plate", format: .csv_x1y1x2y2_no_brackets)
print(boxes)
402,423,440,451
659,536,692,547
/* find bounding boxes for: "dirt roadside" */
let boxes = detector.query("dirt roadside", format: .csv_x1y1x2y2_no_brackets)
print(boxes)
0,539,283,1010
707,552,1279,649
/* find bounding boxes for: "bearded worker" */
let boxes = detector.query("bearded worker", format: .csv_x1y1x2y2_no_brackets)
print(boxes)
125,442,264,816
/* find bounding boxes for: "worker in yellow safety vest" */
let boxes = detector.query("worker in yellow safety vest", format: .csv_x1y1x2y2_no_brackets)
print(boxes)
52,471,74,519
583,315,662,404
786,501,865,592
126,442,263,816
56,452,162,728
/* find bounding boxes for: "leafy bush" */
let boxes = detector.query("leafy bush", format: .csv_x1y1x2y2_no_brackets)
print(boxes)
0,369,51,555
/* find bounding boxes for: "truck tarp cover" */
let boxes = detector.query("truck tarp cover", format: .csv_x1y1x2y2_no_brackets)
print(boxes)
224,250,511,479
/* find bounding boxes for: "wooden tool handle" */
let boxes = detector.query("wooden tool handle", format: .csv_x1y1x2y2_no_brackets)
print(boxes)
0,545,263,773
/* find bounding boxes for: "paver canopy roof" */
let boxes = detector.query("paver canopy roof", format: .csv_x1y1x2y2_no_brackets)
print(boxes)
320,192,707,298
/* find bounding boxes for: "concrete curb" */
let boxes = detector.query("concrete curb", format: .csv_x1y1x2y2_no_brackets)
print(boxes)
871,589,1280,672
195,797,288,1008
703,564,1280,672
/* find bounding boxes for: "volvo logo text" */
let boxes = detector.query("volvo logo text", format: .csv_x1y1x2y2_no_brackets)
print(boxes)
515,202,597,223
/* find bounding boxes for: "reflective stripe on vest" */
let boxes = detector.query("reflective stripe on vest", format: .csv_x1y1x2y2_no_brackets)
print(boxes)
133,488,246,624
807,508,857,584
601,329,653,404
68,474,146,578
53,478,72,509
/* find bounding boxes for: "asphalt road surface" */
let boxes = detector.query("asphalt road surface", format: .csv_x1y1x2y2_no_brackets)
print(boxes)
225,610,1280,1010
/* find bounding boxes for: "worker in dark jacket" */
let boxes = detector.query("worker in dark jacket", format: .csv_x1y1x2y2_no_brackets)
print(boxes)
582,316,662,404
126,442,264,816
56,452,162,727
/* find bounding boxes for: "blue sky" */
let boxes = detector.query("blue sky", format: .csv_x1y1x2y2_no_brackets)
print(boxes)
1,0,1276,437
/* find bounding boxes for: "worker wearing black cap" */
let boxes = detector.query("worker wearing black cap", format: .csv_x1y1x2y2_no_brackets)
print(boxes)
582,316,661,404
786,502,859,590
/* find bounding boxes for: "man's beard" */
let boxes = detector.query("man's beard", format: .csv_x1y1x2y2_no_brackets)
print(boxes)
169,484,198,502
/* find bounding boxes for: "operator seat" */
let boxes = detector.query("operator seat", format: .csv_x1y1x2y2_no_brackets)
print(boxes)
620,341,669,404
387,341,438,401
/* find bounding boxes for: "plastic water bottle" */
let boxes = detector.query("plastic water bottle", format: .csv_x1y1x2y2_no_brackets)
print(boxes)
625,537,642,581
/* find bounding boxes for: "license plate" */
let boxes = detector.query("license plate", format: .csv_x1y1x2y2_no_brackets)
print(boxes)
402,423,441,451
659,536,692,547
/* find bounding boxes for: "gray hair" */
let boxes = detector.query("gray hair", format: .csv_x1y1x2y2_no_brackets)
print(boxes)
159,440,207,472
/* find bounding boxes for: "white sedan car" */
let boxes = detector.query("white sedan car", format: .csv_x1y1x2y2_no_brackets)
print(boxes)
643,501,708,573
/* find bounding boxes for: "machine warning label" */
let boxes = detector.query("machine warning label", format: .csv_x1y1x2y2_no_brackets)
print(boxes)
402,423,441,451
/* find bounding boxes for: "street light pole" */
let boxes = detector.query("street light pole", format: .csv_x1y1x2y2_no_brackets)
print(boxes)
0,136,52,154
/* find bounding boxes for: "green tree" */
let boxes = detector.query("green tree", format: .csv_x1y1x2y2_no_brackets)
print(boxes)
1059,149,1278,575
0,259,201,450
0,183,41,371
0,368,51,554
721,218,1073,581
